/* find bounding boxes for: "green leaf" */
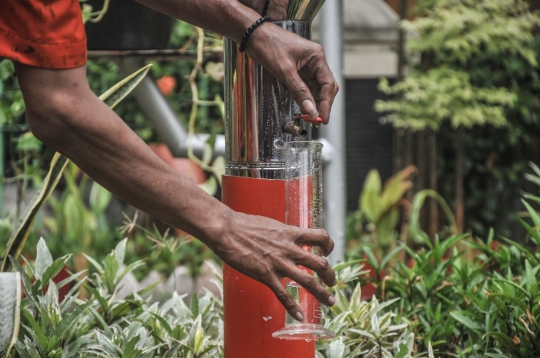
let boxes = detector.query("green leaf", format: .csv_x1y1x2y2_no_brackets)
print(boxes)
326,337,345,358
34,238,53,281
518,218,540,246
40,255,71,291
410,189,458,242
360,170,383,222
0,272,21,358
488,332,521,355
163,343,181,358
20,310,47,351
192,318,205,354
89,182,112,214
114,238,127,268
121,336,141,358
371,313,380,336
522,199,540,229
524,260,536,291
450,311,483,331
191,292,199,317
83,254,103,272
52,302,93,346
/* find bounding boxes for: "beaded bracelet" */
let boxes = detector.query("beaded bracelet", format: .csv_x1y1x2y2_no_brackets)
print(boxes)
239,15,271,53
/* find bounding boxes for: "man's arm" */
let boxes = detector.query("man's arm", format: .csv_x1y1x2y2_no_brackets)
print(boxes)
136,0,339,123
14,61,335,321
14,0,338,321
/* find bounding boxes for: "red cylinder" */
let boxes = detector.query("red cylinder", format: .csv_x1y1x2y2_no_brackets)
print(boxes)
222,175,315,358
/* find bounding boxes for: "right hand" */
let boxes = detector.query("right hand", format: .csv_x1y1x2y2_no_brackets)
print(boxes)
208,211,337,321
244,23,339,124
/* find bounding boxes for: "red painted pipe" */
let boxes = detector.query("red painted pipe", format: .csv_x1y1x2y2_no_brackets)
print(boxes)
222,175,315,358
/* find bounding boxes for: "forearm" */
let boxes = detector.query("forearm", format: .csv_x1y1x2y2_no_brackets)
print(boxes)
135,0,259,43
16,64,231,249
68,103,231,245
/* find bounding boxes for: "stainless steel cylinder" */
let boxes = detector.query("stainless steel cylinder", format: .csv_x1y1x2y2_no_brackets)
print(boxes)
224,21,313,179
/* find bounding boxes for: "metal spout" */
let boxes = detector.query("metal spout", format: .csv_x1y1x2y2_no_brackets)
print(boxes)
282,120,308,137
286,0,327,21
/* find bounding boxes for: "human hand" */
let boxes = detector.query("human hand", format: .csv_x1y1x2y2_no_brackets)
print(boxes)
244,23,339,124
238,0,289,19
211,211,336,321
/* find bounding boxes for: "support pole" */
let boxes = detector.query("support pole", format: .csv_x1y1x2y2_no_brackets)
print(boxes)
319,0,346,264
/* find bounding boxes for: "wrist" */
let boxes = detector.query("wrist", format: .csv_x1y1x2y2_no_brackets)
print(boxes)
243,21,276,56
239,15,272,52
194,203,236,252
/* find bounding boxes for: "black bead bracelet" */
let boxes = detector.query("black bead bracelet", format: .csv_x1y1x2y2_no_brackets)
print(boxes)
239,15,271,53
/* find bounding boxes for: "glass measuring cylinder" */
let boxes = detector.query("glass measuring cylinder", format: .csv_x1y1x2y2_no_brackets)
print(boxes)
272,141,335,340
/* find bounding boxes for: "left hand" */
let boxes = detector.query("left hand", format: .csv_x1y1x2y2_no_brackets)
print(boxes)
245,23,339,124
238,0,289,20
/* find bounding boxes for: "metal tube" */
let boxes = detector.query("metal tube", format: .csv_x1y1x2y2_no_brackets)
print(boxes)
319,0,346,264
224,21,313,179
119,59,225,159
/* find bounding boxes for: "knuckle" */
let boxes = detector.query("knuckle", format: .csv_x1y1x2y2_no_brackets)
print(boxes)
292,85,308,98
317,255,329,270
312,42,324,53
276,291,289,302
304,275,318,288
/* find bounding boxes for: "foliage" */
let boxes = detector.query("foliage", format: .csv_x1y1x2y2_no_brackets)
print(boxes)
318,262,420,358
41,162,121,260
376,0,540,237
11,238,224,358
376,0,539,130
348,164,540,357
347,167,415,260
4,238,422,358
121,214,218,280
376,67,515,130
0,59,24,126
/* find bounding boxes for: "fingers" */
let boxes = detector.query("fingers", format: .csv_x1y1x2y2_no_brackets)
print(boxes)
267,276,305,321
238,0,288,19
284,69,320,120
286,263,336,306
295,228,334,257
295,248,337,287
238,0,265,14
305,50,339,124
266,0,289,20
316,80,339,125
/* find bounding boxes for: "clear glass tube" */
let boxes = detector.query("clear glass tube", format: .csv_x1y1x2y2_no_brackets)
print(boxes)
272,141,335,340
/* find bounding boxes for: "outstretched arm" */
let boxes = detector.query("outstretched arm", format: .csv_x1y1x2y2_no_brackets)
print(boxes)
15,61,335,321
136,0,339,123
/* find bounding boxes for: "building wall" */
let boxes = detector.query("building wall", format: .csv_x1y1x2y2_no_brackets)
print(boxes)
345,79,394,211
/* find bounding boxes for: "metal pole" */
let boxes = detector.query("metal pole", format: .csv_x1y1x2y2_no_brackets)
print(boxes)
119,59,225,159
319,0,346,264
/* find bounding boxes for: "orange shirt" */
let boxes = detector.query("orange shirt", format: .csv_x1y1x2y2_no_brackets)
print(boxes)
0,0,87,69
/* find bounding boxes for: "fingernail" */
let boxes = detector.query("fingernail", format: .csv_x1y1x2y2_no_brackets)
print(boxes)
296,312,305,321
328,296,336,306
302,99,318,118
